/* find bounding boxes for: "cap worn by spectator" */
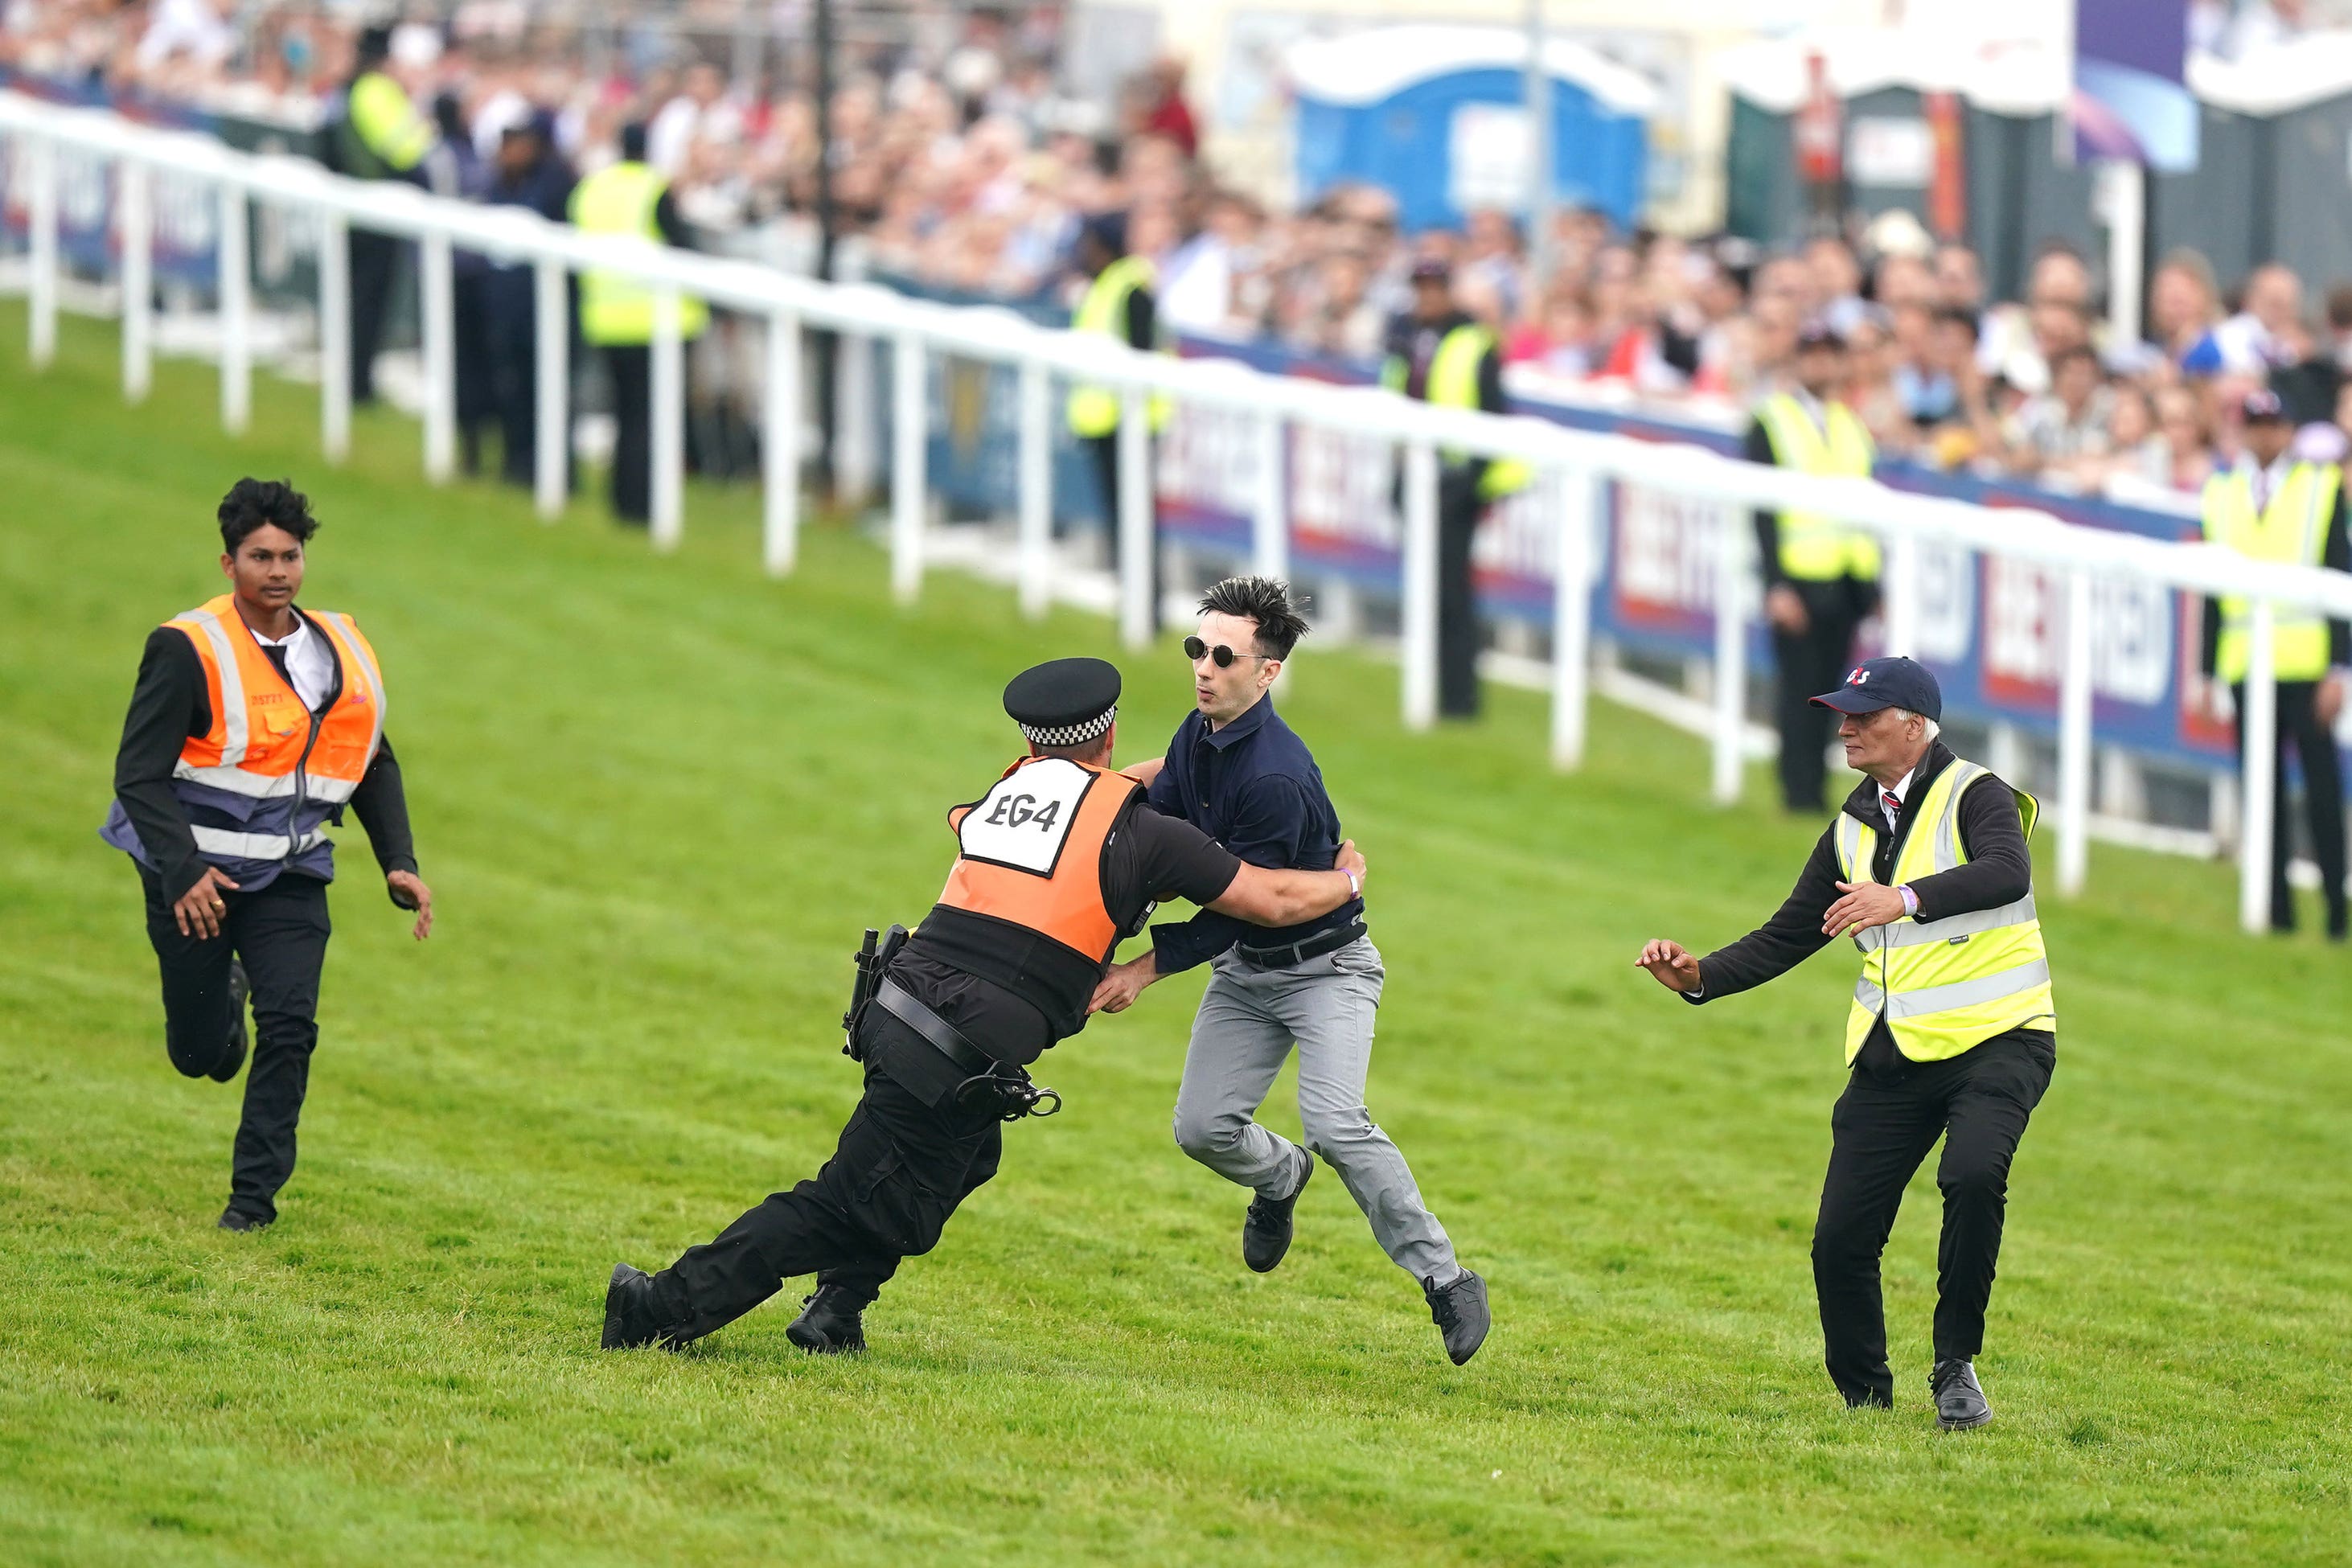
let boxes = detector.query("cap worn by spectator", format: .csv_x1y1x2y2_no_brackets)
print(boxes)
2241,388,2288,424
1809,656,1943,721
1410,257,1451,285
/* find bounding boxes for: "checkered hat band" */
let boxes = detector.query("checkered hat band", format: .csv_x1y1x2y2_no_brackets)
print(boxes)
1019,705,1116,748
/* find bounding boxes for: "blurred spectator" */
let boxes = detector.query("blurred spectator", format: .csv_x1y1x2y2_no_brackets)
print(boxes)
2208,262,2302,374
2007,343,2113,478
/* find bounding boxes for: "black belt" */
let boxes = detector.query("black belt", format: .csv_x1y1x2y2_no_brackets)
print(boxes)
1235,921,1365,971
875,977,1003,1077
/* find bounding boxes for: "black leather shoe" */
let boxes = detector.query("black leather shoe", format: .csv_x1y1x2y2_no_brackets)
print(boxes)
1242,1154,1311,1273
210,960,250,1083
784,1284,868,1355
1423,1268,1492,1365
216,1205,271,1233
1931,1359,1993,1430
601,1262,680,1351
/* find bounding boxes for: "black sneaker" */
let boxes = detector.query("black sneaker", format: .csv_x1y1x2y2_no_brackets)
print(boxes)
1242,1153,1311,1273
216,1205,272,1233
601,1262,681,1351
784,1284,868,1355
210,960,250,1083
1423,1268,1491,1365
1931,1358,1993,1430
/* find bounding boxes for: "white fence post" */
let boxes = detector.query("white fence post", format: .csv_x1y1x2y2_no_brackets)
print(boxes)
420,229,454,482
890,328,925,603
27,133,55,368
763,306,802,575
1402,439,1439,731
837,329,876,505
1016,355,1052,619
2057,567,2095,896
1711,511,1748,804
2239,599,2279,934
119,159,151,402
1882,532,1920,659
1252,410,1288,584
650,285,685,548
318,211,349,461
1550,467,1593,770
1117,384,1153,649
532,255,567,519
217,182,249,434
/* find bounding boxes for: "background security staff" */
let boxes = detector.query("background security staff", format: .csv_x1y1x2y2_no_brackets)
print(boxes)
330,26,434,408
102,479,432,1231
1637,658,2054,1431
601,658,1367,1356
1748,325,1880,812
1382,258,1526,719
2202,389,2351,938
570,123,703,525
1067,212,1169,626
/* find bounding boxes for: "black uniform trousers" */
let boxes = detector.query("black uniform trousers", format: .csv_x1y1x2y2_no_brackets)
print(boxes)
2231,679,2350,935
347,229,402,406
601,343,653,523
1084,430,1160,633
650,1017,1004,1343
137,866,332,1224
1771,575,1880,812
1812,1026,2054,1406
1438,463,1487,717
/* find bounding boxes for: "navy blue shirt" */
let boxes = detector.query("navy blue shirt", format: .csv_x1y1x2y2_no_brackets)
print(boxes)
1145,696,1362,973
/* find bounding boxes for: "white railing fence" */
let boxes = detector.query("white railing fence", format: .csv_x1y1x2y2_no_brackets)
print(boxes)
8,89,2351,934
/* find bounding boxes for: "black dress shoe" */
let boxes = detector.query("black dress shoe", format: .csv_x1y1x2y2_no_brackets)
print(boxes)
1242,1153,1311,1273
601,1262,681,1351
210,960,250,1083
1423,1268,1492,1365
1931,1359,1993,1430
216,1205,272,1233
784,1284,868,1355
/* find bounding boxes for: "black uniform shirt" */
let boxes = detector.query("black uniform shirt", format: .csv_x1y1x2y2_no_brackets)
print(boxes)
894,796,1241,1065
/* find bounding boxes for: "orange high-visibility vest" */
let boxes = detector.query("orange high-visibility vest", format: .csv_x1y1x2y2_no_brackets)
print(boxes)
937,755,1136,965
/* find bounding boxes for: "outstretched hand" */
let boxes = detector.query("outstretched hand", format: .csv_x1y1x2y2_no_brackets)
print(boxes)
1635,938,1702,995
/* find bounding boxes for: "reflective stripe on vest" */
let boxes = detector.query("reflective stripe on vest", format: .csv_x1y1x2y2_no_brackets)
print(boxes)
1831,759,2055,1064
936,756,1137,964
2202,462,2339,683
571,162,709,347
1066,257,1171,437
1425,323,1529,500
1759,393,1878,581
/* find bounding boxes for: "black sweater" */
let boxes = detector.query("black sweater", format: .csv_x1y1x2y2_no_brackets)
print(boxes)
113,623,418,905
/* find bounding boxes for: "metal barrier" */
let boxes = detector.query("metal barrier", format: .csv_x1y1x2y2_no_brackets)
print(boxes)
7,88,2350,933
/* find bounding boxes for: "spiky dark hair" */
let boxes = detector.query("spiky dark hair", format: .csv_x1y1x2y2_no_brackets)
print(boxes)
217,478,317,552
1197,575,1309,661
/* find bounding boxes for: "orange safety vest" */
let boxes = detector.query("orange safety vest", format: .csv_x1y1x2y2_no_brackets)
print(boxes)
937,755,1136,966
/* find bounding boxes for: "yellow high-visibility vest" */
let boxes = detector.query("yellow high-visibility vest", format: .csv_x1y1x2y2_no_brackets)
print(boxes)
2202,461,2340,683
1759,392,1879,581
1832,758,2055,1065
1066,256,1170,437
569,162,709,348
341,70,432,179
1420,323,1529,500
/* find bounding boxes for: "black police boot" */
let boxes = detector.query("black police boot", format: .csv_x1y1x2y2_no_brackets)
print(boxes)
1931,1359,1993,1430
1423,1268,1492,1366
210,960,250,1083
601,1262,683,1351
785,1284,868,1355
216,1205,272,1233
1242,1153,1311,1274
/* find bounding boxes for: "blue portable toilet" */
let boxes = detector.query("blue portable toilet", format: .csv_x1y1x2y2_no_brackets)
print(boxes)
1287,25,1657,232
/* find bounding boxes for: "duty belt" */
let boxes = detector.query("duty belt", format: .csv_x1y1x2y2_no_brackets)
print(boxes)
1235,920,1366,971
873,977,1061,1120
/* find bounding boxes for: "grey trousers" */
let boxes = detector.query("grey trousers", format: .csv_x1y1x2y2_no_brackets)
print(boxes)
1171,937,1459,1285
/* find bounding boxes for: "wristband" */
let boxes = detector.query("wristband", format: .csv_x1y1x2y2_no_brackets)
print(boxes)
1344,868,1362,899
1898,885,1920,917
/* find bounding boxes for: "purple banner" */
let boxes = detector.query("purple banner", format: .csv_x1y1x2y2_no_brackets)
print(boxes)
2072,0,2198,171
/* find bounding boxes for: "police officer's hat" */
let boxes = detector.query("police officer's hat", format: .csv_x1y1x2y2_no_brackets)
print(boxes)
1004,657,1121,748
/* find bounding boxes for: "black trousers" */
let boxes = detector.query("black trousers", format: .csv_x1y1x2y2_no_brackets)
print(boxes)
347,229,402,406
1771,576,1879,812
2232,679,2350,935
1084,430,1158,632
1438,465,1486,717
480,267,544,489
137,866,333,1224
601,343,652,523
1812,1028,2054,1406
651,1033,1005,1343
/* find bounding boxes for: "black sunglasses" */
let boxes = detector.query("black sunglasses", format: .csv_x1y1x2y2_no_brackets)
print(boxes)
1184,635,1272,668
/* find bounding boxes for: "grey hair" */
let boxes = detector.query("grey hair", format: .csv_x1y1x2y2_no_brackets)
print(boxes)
1892,708,1941,741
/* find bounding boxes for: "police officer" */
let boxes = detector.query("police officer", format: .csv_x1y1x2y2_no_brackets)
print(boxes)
331,26,435,407
1748,325,1880,812
570,123,704,524
1382,258,1527,718
601,658,1369,1354
1636,658,2055,1430
1066,212,1169,621
103,479,432,1230
2202,389,2351,938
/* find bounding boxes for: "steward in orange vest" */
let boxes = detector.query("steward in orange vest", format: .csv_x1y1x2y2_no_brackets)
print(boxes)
603,658,1370,1356
103,479,430,1233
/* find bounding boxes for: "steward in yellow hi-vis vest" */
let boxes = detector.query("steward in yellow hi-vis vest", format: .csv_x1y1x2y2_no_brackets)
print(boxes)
601,658,1369,1357
102,479,432,1233
1637,656,2054,1430
333,26,438,407
2198,389,2352,936
1065,213,1168,626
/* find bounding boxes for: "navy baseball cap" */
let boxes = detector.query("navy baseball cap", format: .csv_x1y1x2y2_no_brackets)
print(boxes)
2240,388,2288,424
1809,655,1942,721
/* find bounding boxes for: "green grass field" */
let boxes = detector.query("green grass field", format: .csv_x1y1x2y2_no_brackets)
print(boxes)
2,308,2350,1566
